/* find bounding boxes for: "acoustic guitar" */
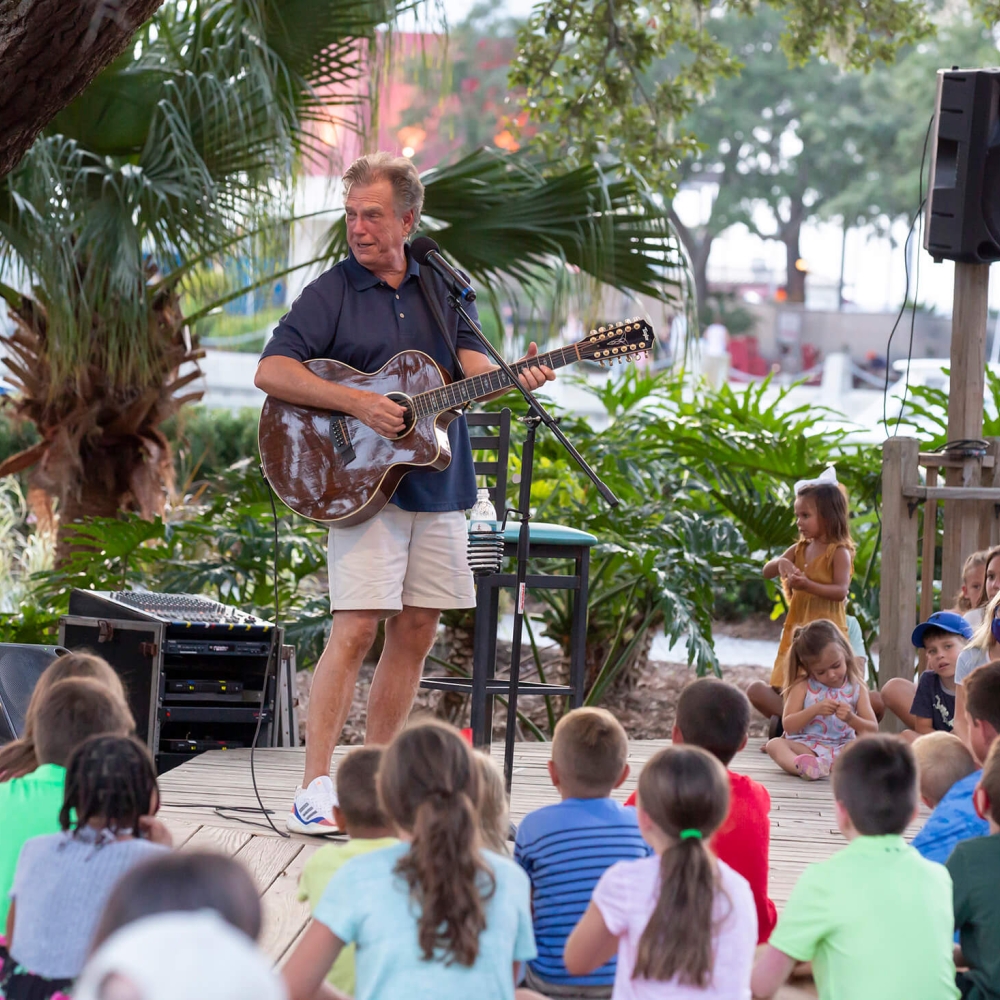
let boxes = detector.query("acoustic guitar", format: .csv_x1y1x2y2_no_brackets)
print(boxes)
258,318,654,526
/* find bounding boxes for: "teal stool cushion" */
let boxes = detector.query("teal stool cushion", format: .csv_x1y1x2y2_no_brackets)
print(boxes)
501,522,598,547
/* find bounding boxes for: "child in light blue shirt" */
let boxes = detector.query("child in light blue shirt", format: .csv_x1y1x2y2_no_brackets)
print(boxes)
282,723,535,1000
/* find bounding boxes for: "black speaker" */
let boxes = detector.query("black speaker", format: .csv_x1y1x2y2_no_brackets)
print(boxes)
925,68,1000,263
0,644,68,743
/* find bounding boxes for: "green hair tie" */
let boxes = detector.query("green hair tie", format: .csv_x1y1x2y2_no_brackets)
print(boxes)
679,829,703,840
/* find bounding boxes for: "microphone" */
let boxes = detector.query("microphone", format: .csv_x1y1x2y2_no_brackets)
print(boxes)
410,236,477,302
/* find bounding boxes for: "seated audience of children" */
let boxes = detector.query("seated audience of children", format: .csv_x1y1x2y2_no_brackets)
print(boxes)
962,660,1000,766
282,721,541,1000
75,911,285,1000
0,678,134,928
766,620,878,781
882,612,972,740
911,732,988,864
514,708,649,997
475,751,511,855
752,736,958,1000
949,738,1000,1000
956,597,1000,744
0,653,126,782
564,744,757,999
1,735,171,999
623,678,776,943
92,852,262,950
296,747,397,995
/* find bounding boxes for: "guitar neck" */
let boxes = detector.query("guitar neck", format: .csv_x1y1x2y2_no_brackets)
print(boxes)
410,344,582,417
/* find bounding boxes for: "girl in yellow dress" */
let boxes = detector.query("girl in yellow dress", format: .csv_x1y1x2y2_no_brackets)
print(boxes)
747,468,854,735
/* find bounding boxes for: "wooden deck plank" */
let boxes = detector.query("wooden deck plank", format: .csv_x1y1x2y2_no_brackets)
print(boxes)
180,824,254,856
236,836,305,895
258,842,319,962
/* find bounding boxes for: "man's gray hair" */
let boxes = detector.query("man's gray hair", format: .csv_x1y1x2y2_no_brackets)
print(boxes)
343,152,425,230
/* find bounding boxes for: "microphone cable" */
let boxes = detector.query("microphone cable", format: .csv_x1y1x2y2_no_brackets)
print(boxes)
248,464,290,838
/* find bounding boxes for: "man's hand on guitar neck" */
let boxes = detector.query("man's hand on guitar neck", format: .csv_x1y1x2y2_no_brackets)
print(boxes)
458,341,556,402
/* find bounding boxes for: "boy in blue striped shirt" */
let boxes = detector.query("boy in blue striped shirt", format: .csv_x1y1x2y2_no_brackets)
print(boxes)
514,707,649,998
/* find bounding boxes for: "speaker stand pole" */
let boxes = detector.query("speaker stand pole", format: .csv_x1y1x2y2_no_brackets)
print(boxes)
941,262,990,602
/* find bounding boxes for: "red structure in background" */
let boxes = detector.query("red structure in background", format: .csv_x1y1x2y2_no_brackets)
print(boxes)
728,336,769,377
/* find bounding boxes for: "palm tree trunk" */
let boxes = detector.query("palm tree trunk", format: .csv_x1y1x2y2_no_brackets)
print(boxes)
0,0,166,179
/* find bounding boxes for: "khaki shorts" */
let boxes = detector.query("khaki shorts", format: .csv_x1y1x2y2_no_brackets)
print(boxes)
328,505,476,614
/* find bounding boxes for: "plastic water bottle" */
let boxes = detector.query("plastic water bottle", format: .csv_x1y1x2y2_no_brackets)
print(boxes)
467,488,504,575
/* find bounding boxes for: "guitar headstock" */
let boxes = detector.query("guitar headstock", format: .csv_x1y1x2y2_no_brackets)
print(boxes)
577,317,654,365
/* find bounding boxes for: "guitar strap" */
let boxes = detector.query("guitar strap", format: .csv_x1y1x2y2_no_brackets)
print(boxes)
417,265,469,405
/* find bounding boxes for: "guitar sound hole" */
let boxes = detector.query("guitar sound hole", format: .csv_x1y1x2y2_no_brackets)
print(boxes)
385,391,416,439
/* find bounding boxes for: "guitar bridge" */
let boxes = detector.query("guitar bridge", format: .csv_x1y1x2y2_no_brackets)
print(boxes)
329,415,356,465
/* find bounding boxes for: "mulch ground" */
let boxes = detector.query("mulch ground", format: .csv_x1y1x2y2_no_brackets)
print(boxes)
294,616,780,745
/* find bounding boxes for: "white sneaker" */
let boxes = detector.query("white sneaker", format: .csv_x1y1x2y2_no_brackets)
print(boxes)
287,774,339,835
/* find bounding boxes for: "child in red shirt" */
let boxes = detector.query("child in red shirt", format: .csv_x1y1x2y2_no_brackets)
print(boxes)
625,677,777,942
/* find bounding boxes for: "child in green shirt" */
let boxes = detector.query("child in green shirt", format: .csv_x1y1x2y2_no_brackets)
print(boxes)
0,677,133,928
949,737,1000,1000
296,747,396,995
751,735,959,1000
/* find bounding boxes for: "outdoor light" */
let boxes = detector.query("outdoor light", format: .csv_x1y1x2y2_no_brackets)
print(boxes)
794,258,808,271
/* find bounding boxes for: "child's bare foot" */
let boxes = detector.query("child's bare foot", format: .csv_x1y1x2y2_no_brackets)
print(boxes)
794,754,831,780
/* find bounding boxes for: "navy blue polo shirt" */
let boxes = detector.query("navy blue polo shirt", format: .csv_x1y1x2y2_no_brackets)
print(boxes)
261,249,485,512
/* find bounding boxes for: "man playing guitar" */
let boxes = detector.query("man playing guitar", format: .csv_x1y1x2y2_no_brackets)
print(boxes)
254,152,554,833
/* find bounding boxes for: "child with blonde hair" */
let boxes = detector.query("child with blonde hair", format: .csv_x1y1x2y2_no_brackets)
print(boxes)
964,546,1000,628
282,722,539,1000
955,590,1000,744
766,619,878,780
909,732,987,864
474,752,510,855
953,549,990,614
748,469,855,732
0,652,127,781
564,745,757,998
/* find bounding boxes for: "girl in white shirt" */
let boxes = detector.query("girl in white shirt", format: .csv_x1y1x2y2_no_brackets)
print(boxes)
564,745,756,999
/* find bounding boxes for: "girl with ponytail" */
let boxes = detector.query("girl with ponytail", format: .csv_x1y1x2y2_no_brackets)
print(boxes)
282,721,539,1000
564,746,757,998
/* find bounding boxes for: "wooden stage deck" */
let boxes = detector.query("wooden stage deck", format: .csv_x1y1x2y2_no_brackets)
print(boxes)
157,738,926,996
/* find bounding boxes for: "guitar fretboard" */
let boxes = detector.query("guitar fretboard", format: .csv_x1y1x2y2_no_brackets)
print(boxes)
409,344,582,418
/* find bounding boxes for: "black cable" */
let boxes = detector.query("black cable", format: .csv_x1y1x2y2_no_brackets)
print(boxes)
246,465,290,838
881,114,935,436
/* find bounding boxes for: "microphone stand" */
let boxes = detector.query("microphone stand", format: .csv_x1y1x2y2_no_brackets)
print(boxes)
444,293,619,793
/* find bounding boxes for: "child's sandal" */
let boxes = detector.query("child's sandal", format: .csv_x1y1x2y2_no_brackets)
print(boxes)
793,754,831,780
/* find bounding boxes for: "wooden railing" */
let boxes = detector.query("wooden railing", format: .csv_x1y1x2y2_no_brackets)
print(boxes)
879,436,1000,729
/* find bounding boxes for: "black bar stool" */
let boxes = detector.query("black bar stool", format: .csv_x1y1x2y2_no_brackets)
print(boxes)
420,409,596,745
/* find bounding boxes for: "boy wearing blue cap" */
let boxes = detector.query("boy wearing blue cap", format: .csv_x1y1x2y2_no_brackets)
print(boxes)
882,611,973,743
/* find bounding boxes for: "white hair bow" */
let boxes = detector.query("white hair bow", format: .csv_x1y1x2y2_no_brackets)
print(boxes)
795,467,838,495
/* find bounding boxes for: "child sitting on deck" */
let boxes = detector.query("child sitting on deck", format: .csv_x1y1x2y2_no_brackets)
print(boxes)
475,751,511,855
0,653,126,782
0,678,134,929
564,745,757,998
296,747,397,995
911,733,988,864
514,708,649,998
282,721,540,1000
1,735,171,1000
882,612,972,741
765,619,878,781
948,738,1000,1000
93,851,263,949
623,678,776,943
752,736,958,1000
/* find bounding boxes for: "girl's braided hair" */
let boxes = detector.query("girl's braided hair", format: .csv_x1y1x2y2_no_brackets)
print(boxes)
60,734,158,835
